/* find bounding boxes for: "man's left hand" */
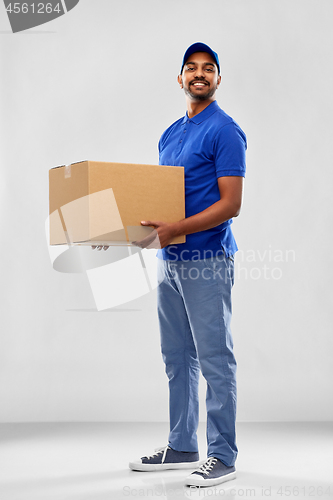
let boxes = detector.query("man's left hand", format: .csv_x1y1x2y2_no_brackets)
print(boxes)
132,220,176,249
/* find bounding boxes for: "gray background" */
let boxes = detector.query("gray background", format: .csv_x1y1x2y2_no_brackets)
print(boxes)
0,0,332,423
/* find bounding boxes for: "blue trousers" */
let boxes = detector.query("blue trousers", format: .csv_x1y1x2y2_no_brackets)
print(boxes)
157,254,237,466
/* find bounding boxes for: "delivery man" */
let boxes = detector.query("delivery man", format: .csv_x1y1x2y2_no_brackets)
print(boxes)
127,42,247,487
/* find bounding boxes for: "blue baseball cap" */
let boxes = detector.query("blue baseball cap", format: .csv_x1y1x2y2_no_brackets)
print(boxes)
180,42,220,75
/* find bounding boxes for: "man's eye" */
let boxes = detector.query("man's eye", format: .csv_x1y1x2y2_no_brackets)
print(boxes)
187,67,195,71
206,68,213,72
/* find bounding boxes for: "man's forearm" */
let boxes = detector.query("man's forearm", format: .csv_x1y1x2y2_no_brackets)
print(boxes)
171,198,241,238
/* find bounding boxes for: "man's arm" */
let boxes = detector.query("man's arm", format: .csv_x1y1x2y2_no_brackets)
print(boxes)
135,176,243,249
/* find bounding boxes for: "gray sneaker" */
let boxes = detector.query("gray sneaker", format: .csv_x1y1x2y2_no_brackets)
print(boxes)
185,457,237,486
129,445,201,472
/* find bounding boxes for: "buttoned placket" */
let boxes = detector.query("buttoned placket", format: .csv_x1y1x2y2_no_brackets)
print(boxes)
176,118,191,159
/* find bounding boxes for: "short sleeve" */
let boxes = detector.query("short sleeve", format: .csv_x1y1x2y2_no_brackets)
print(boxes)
213,122,247,178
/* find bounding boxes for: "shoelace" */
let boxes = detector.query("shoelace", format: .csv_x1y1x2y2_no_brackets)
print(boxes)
197,457,217,475
144,445,170,463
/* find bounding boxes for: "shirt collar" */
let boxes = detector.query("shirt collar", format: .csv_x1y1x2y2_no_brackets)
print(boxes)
182,100,219,125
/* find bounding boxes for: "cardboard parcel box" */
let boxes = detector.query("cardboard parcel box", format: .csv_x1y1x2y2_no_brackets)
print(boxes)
49,160,185,246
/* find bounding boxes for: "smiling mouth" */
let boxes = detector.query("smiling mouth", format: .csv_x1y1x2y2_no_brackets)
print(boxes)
191,82,209,88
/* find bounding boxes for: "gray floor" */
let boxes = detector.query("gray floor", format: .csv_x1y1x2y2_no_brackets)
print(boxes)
0,422,332,500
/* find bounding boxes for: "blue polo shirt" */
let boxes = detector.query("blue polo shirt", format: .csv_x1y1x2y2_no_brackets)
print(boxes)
157,100,247,261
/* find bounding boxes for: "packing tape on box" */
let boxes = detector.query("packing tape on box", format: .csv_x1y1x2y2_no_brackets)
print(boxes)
64,164,71,178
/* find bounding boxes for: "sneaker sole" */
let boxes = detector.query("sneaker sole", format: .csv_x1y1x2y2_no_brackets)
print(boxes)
185,470,237,487
129,460,203,472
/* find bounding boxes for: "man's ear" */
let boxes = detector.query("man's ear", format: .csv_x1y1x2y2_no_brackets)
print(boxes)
177,74,183,89
216,74,222,89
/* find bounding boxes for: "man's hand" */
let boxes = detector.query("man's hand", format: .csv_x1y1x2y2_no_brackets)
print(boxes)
91,245,109,251
132,177,243,249
132,221,176,249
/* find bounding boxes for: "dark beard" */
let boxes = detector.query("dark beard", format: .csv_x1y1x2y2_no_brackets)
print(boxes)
184,84,216,101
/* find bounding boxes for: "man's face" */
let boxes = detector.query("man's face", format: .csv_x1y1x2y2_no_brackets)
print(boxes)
178,52,221,101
